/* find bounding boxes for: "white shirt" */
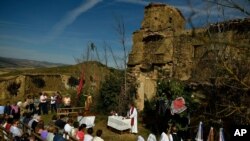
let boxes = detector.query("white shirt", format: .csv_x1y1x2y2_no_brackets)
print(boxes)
64,123,73,134
46,132,55,141
51,96,56,104
84,134,93,141
10,126,22,137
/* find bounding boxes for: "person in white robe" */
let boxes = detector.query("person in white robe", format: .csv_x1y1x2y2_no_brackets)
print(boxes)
128,103,138,134
160,131,173,141
137,135,145,141
147,133,157,141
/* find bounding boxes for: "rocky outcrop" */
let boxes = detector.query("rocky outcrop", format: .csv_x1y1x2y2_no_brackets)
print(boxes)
128,3,250,111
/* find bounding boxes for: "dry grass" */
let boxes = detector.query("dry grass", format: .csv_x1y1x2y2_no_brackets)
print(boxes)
42,113,151,141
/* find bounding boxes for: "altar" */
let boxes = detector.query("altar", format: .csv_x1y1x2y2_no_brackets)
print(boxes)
107,116,131,133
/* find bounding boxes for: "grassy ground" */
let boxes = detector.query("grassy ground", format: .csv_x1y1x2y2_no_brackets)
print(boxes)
42,113,151,141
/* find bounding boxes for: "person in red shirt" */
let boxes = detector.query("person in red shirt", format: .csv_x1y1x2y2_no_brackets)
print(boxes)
76,124,86,141
4,117,13,132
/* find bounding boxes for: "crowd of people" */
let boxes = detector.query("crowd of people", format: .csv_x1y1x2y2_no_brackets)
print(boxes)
0,93,184,141
0,92,104,141
137,123,183,141
1,109,104,141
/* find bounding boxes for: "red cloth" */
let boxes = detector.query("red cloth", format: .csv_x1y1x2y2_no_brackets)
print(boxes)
5,123,11,132
77,67,85,97
173,97,185,109
171,97,187,114
130,107,134,126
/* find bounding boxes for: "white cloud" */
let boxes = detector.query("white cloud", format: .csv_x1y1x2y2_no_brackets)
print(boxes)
48,0,103,41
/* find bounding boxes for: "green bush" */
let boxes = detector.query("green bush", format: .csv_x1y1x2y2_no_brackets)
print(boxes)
98,72,124,114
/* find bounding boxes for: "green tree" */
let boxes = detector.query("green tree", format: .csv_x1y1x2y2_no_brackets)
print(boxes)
99,72,124,113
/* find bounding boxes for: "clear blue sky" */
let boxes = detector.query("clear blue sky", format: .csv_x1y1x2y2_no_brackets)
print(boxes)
0,0,248,67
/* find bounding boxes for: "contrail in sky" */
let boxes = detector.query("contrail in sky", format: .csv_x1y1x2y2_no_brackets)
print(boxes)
49,0,103,41
116,0,149,5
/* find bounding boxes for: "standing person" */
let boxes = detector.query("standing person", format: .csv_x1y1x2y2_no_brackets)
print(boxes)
44,93,49,114
28,95,35,113
4,101,11,116
92,129,104,141
11,102,21,120
33,95,40,114
51,93,57,113
127,103,138,134
56,91,62,108
40,92,47,115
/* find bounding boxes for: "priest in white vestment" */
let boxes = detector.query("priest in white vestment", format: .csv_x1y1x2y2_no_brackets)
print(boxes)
160,132,173,141
128,103,138,134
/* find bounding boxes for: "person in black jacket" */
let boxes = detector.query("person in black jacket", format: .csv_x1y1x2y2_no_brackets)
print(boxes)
55,115,66,129
4,101,11,115
171,124,183,141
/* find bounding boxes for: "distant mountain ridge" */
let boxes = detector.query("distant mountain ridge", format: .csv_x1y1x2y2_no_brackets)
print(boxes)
0,56,66,68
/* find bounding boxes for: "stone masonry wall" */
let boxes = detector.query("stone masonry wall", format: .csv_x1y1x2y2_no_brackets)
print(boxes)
127,3,250,111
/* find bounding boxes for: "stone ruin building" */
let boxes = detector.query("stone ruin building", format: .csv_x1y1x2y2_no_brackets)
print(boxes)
127,3,250,111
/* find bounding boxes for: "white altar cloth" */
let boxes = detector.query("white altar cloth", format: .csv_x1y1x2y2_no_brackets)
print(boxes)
107,116,131,131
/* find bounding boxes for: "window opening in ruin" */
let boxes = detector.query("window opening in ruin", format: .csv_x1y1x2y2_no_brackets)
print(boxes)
142,34,164,43
169,17,172,23
193,45,202,58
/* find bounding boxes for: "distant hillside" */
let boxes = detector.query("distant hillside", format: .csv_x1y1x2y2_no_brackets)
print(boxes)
0,56,66,68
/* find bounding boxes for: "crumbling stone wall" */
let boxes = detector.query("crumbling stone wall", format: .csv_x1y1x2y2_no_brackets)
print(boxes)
0,74,68,103
128,3,250,111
